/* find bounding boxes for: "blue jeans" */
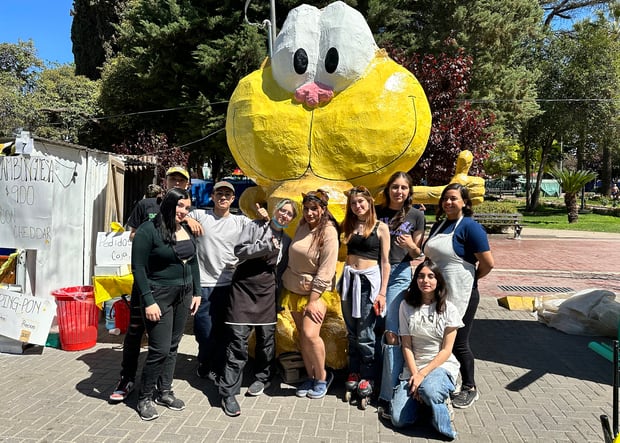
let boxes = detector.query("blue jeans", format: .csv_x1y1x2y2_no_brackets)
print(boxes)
384,262,412,334
379,337,404,402
391,367,457,439
378,262,411,401
341,275,378,380
194,285,230,374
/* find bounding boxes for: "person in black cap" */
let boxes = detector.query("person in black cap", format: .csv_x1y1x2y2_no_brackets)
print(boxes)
110,165,201,403
190,180,268,385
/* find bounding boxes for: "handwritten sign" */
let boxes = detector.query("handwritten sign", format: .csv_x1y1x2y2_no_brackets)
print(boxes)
0,156,54,249
96,231,132,266
0,288,56,345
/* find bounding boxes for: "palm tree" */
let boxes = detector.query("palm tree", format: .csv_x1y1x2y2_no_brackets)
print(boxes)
550,168,597,223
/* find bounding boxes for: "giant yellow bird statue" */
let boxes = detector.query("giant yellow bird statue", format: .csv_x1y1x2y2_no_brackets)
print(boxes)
226,1,483,369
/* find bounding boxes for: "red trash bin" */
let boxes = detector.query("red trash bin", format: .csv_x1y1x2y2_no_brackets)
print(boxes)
111,296,130,334
52,286,98,351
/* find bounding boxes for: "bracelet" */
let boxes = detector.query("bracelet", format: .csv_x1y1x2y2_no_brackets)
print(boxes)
378,293,386,297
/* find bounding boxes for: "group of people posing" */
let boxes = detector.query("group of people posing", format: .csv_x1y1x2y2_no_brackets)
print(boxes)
109,166,494,440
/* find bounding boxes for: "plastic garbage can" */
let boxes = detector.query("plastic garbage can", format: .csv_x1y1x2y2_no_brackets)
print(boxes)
52,286,98,351
111,296,130,334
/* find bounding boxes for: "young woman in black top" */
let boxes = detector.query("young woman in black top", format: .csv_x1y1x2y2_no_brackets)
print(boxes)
132,188,201,420
339,186,390,407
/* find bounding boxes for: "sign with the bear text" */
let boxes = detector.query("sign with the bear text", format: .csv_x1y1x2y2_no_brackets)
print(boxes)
0,156,54,249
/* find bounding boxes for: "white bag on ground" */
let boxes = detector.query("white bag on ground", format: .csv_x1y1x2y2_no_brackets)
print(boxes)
536,289,620,337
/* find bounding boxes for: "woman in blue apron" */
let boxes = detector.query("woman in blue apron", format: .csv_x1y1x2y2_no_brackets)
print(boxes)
423,183,494,409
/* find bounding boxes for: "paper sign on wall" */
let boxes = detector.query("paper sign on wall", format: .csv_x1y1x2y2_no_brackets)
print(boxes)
0,156,55,249
0,288,56,345
95,231,132,266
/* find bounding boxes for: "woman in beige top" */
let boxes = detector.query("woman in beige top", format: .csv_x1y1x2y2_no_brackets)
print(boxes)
281,189,339,399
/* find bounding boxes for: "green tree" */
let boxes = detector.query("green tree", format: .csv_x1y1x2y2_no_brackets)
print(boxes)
71,0,128,80
31,65,100,144
550,168,597,223
0,41,43,136
371,0,544,139
97,0,268,178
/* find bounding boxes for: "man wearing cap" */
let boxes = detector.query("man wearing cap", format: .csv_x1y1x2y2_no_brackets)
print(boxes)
190,180,265,383
110,165,202,402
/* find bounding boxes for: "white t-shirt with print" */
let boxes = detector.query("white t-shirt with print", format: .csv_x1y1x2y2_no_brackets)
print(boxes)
398,300,463,382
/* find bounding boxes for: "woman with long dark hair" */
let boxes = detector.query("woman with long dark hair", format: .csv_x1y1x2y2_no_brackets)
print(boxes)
281,189,340,400
423,183,494,409
390,259,462,440
339,186,390,407
376,171,426,416
131,188,202,420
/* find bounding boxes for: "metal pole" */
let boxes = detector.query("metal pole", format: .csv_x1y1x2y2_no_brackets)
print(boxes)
613,339,618,436
270,0,276,47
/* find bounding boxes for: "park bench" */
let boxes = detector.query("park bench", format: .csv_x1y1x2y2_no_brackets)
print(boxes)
486,188,518,198
473,212,523,238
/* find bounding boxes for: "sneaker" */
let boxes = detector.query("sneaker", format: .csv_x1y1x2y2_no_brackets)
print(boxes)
307,372,334,399
155,391,185,411
246,380,270,396
452,386,479,409
137,398,159,421
295,378,315,398
109,378,135,402
221,396,241,417
345,373,360,391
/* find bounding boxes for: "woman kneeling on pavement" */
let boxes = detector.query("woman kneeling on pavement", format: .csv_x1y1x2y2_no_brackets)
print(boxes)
219,199,296,417
132,188,202,421
390,258,462,440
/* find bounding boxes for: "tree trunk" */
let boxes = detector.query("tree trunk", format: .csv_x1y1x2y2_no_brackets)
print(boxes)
564,192,579,223
524,144,532,210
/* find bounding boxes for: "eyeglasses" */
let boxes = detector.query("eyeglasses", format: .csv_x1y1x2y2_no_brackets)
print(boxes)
277,207,295,219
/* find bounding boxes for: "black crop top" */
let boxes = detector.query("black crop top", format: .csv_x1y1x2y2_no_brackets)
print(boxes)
347,223,381,261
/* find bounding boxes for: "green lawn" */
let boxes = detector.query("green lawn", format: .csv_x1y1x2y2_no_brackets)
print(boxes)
519,205,620,233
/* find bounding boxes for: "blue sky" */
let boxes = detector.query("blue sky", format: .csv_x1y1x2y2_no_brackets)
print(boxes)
0,0,74,65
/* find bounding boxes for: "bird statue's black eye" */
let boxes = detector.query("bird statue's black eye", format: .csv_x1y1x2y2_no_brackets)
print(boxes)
294,48,309,74
325,47,339,74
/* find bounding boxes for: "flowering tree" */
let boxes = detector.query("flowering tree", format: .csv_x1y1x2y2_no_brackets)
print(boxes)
387,46,495,185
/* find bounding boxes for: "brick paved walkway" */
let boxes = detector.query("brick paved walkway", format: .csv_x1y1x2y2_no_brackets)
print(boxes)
0,228,618,442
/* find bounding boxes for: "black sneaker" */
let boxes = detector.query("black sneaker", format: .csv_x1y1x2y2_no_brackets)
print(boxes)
452,387,479,409
109,378,135,402
246,380,270,396
137,398,159,421
155,391,186,411
221,396,241,417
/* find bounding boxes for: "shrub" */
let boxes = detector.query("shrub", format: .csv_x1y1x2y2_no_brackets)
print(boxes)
474,201,520,214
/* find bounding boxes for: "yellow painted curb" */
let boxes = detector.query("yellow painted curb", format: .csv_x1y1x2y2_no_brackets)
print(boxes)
498,295,537,311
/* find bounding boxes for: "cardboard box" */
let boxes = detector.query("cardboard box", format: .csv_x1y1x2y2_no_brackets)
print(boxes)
278,352,307,384
94,264,131,276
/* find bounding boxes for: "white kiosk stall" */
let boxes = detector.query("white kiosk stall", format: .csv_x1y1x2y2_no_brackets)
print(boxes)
0,134,124,351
